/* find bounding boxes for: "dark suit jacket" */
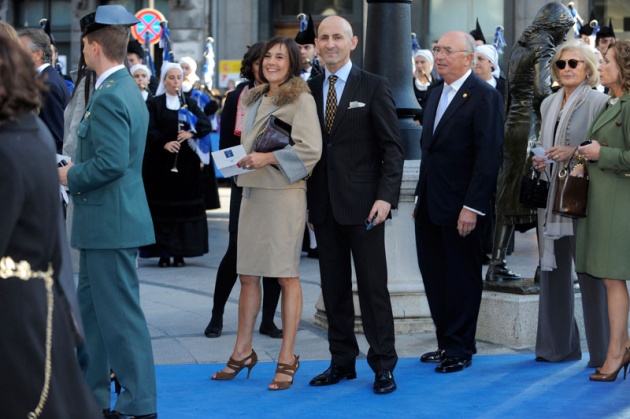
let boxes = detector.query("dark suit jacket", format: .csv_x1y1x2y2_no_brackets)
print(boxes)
307,65,404,225
415,72,504,226
38,65,70,153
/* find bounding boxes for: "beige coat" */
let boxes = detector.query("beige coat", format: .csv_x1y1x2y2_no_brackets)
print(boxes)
235,77,322,277
237,77,322,190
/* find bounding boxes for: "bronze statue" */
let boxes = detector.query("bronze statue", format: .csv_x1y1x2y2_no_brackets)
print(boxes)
487,2,574,281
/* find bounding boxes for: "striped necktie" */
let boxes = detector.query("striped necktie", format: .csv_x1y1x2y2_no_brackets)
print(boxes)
326,75,338,134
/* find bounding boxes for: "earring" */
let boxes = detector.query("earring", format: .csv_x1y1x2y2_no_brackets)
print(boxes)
586,74,591,79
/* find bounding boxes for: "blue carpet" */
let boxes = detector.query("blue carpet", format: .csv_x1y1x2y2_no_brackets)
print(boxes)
148,355,630,418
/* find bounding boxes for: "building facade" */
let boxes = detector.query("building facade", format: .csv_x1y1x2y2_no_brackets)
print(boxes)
2,0,628,89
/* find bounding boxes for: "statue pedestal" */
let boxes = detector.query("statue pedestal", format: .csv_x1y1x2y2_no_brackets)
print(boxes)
477,279,585,349
314,160,435,334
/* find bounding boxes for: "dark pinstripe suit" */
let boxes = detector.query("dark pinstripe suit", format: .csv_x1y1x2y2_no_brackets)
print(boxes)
307,64,404,373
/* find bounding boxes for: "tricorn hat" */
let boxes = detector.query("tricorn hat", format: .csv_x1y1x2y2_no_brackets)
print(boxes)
39,18,55,46
127,39,144,58
295,13,316,45
597,18,616,41
81,5,139,36
470,18,486,44
578,11,598,36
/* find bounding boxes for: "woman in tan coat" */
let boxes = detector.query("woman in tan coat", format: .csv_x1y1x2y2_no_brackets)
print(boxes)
212,37,322,390
575,40,630,382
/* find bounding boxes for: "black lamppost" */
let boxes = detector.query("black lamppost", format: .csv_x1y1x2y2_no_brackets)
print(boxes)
364,0,421,160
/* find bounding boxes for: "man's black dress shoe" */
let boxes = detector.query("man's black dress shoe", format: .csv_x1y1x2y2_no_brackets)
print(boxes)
259,323,283,338
435,356,472,373
373,369,397,394
157,257,170,268
309,364,357,386
420,349,445,363
173,257,185,267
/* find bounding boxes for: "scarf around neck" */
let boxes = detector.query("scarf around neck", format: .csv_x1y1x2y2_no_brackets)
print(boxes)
538,81,591,271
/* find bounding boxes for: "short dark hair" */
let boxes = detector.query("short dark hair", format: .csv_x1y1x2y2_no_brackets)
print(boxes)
83,25,130,63
18,27,52,64
240,41,265,81
0,34,45,125
258,36,302,85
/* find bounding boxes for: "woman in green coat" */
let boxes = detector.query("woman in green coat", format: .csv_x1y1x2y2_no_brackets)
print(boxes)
575,40,630,382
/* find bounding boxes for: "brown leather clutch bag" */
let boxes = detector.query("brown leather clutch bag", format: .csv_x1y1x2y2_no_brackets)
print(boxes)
253,115,293,152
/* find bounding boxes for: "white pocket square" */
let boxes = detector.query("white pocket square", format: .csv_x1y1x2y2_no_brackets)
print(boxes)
348,101,366,109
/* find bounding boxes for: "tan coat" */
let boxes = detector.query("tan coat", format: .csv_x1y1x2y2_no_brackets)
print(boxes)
235,77,322,277
237,77,322,190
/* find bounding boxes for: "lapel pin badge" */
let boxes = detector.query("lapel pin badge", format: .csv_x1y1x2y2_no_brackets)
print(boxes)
463,93,468,98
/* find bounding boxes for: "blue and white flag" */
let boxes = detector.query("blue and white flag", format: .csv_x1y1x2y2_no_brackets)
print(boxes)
179,109,210,164
202,37,215,90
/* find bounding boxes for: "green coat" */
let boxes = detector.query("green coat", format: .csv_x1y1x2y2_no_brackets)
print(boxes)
68,68,155,250
576,93,630,280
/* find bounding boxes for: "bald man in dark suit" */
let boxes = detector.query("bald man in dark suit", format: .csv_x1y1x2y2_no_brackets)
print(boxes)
307,16,404,395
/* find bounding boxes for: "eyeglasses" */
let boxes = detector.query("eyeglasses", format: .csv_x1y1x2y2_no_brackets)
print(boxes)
555,59,584,70
432,47,470,56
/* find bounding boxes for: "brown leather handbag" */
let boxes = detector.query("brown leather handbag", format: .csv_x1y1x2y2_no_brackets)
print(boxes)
253,115,293,152
552,147,589,218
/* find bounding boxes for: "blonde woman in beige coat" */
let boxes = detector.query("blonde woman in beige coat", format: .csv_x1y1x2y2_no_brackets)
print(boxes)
212,37,322,390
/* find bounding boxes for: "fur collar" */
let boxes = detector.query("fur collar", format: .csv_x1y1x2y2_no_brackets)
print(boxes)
243,77,310,107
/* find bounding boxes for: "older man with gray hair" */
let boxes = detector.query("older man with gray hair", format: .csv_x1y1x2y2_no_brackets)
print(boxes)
414,31,504,373
18,27,69,153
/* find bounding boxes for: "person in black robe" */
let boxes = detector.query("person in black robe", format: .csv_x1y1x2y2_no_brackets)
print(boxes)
142,62,212,267
0,33,101,419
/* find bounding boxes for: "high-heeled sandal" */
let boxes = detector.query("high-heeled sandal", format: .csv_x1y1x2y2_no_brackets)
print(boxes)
211,349,258,380
590,347,630,382
268,355,300,391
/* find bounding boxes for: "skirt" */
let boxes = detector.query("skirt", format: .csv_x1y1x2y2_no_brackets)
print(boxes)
237,187,306,278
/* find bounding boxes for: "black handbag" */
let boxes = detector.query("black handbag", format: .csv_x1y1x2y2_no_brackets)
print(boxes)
253,115,293,152
519,167,550,209
552,147,589,218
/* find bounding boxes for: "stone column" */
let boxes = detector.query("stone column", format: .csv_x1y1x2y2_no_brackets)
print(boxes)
314,0,433,334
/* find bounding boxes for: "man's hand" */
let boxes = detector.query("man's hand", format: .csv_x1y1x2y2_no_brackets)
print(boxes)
58,161,74,186
457,207,477,237
368,200,391,228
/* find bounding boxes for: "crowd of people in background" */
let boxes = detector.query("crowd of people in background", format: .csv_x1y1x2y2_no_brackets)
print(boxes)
1,1,630,417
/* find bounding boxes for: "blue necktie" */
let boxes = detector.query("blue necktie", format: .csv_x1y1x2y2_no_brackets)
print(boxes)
433,85,452,133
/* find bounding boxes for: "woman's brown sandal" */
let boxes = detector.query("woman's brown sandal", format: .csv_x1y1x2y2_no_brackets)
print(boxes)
268,355,300,391
211,349,258,380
